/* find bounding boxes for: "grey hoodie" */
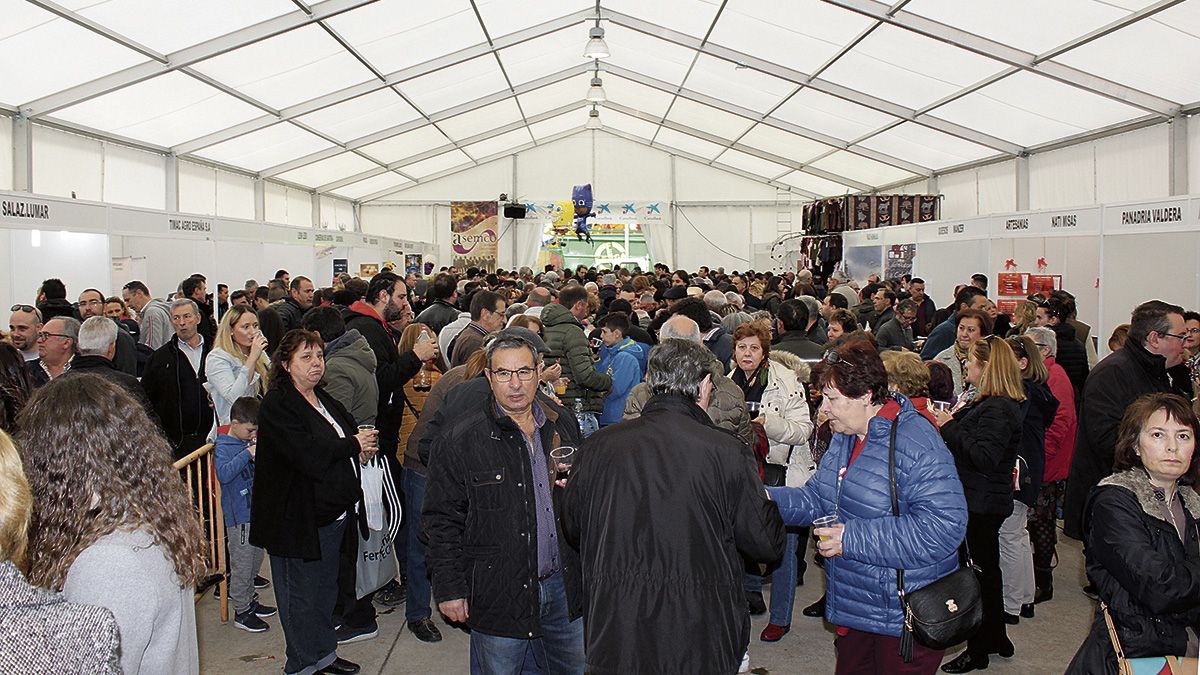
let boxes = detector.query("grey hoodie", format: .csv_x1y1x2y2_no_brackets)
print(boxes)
138,298,175,350
322,329,379,425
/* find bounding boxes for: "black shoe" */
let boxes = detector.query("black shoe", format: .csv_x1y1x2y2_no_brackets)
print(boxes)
254,575,270,589
746,591,766,616
1020,603,1035,618
1082,583,1099,600
319,657,360,675
374,580,406,607
1003,612,1019,625
993,638,1015,659
252,601,277,618
802,595,826,618
1034,585,1053,604
941,652,988,673
335,623,378,645
233,609,269,633
408,617,443,643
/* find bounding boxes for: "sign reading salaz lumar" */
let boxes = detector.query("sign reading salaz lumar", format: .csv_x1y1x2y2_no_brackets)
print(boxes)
2,200,50,219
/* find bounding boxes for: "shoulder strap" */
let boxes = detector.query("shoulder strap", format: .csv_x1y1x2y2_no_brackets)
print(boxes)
887,418,905,597
1100,602,1127,661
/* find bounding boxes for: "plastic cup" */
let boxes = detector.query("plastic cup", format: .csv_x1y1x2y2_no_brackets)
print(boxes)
550,446,576,481
554,378,569,395
813,515,839,542
746,401,761,416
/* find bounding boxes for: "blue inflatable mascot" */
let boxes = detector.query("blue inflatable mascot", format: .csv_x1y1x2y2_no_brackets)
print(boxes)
572,183,594,244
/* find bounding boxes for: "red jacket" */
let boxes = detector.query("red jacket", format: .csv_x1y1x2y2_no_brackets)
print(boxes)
1043,357,1077,481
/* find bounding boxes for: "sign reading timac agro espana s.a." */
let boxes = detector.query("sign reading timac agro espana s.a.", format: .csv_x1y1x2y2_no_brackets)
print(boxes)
450,201,498,272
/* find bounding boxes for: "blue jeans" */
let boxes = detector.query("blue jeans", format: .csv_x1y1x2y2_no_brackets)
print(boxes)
744,529,804,626
273,518,345,675
404,469,432,622
470,571,585,675
575,412,599,439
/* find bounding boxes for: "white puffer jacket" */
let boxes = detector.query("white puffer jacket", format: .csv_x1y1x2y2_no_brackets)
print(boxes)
758,351,815,488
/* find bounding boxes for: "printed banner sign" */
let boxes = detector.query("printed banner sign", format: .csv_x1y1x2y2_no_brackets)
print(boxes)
997,272,1027,297
405,254,422,276
523,200,665,225
451,201,499,271
333,259,348,275
885,243,915,280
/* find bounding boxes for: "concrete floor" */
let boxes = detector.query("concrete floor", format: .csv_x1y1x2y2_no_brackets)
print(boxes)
198,536,1094,674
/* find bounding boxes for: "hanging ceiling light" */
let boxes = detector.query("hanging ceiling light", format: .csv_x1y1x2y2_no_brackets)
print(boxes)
586,107,602,130
583,25,609,59
586,72,606,102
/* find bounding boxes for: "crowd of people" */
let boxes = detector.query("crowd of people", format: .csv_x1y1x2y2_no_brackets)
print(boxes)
0,261,1198,674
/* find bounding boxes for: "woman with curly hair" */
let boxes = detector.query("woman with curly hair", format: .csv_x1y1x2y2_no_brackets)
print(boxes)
18,373,205,674
0,344,33,433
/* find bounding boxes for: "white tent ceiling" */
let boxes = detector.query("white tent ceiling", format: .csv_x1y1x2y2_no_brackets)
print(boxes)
3,0,1197,203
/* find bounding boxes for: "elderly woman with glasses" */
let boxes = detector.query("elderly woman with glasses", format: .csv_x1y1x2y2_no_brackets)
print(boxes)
1023,325,1077,604
768,341,967,674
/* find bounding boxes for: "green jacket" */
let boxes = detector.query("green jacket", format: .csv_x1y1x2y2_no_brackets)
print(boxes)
541,303,611,413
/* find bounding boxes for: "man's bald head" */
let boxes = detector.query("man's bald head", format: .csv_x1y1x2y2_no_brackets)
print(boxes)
526,287,552,307
660,315,701,342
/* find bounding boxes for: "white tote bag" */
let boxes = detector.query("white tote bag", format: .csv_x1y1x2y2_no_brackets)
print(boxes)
355,456,403,599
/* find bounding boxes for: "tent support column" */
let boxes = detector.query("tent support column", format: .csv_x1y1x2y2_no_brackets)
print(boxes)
1015,155,1030,211
311,192,321,229
670,154,678,269
12,116,32,193
1169,115,1188,196
164,153,178,212
253,179,265,221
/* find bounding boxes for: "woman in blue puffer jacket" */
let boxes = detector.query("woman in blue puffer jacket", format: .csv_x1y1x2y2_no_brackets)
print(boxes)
768,339,968,674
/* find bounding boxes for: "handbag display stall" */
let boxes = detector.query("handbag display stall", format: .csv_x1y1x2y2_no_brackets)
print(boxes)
886,418,983,662
1101,601,1198,675
355,456,403,599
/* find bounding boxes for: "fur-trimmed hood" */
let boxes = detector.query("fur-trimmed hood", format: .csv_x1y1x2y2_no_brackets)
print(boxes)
1098,469,1200,523
768,350,812,384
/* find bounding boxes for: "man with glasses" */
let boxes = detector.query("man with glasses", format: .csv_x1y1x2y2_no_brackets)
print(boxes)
141,299,214,460
423,332,585,674
77,288,138,377
27,316,79,388
9,304,42,361
874,298,919,352
1064,300,1194,544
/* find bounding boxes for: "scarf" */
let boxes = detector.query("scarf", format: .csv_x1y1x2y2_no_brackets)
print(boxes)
952,340,970,388
732,360,769,404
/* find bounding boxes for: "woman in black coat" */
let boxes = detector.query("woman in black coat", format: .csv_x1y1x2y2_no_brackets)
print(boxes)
933,335,1024,673
999,336,1057,622
1067,393,1200,674
250,329,376,675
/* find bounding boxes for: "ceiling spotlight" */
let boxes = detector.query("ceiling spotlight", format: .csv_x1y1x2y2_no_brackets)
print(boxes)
586,107,602,130
583,26,609,59
586,74,606,102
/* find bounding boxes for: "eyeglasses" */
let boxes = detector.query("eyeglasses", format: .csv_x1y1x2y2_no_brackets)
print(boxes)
77,299,103,307
1187,328,1200,336
490,367,537,382
10,304,35,313
1159,331,1189,341
822,350,847,366
36,332,70,341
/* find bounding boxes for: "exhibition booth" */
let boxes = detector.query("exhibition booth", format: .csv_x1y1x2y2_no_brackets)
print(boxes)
0,191,435,312
840,193,1200,357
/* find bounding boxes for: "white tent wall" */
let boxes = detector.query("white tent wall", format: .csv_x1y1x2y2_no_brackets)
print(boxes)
32,126,103,201
359,204,445,268
104,143,166,211
264,181,314,229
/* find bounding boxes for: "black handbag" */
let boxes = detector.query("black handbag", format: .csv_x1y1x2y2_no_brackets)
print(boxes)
885,418,983,662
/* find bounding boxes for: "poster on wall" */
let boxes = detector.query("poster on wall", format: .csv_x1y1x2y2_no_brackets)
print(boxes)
843,246,883,283
885,244,916,280
333,259,348,275
450,201,498,272
359,263,379,278
997,299,1023,316
405,254,422,276
997,273,1027,297
1027,274,1062,297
